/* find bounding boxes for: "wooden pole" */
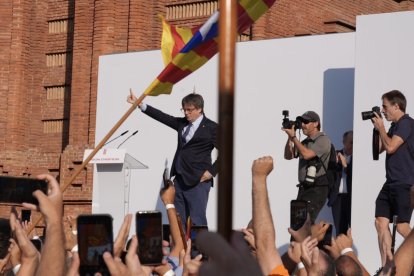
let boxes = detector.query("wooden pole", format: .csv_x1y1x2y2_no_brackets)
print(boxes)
217,0,237,240
26,90,147,234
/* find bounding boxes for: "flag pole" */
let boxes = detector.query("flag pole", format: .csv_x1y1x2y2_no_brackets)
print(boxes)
217,0,237,240
26,90,147,234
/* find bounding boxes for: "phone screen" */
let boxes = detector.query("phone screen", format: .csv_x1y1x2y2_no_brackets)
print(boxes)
30,239,42,251
135,211,163,265
190,225,208,260
318,224,333,248
77,214,113,275
0,176,47,205
290,200,308,231
22,209,31,222
162,224,171,243
0,218,11,259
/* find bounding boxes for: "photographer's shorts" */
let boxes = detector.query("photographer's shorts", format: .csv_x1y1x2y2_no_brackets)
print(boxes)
375,182,413,222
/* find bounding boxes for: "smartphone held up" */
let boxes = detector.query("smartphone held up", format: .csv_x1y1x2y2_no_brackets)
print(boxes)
290,200,308,231
77,214,114,276
135,210,163,265
0,218,11,259
0,176,47,205
318,224,333,248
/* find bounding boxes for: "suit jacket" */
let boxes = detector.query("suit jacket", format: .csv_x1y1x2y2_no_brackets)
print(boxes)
328,149,352,206
144,105,218,186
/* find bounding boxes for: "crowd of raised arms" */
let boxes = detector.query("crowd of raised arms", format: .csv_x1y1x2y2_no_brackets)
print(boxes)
0,158,413,276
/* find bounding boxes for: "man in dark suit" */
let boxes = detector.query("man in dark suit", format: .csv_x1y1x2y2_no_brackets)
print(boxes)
329,130,353,235
127,92,218,227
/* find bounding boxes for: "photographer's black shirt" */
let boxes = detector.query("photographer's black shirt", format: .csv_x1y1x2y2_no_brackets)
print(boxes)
386,114,414,184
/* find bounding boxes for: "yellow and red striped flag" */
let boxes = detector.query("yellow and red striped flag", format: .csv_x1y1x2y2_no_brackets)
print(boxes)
144,0,276,96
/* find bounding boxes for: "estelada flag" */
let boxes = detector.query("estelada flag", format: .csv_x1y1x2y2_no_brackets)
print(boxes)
144,0,276,96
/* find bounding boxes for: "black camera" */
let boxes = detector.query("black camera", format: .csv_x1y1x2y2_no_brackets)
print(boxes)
282,110,302,130
361,106,381,120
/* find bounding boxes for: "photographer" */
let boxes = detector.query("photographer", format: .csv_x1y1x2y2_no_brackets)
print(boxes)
370,90,414,269
283,111,332,223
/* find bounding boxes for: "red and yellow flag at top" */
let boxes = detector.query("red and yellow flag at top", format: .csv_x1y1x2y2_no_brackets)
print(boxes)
143,0,276,96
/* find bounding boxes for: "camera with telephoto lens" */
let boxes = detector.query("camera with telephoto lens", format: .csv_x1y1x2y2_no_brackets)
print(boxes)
304,159,321,187
282,110,302,130
361,106,381,120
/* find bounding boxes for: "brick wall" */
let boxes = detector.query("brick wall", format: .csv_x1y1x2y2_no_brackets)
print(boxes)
0,0,413,233
254,0,414,39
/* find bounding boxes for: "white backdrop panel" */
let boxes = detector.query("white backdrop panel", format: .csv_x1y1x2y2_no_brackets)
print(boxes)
353,11,414,273
95,32,355,251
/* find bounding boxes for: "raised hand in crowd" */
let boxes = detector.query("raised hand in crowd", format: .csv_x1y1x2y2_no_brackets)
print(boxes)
103,235,153,276
288,214,312,242
64,215,78,253
20,220,33,240
251,156,290,275
300,236,319,276
160,180,185,258
322,234,340,260
9,239,22,272
324,228,370,276
287,213,330,244
287,240,304,275
114,214,133,258
23,174,65,276
241,227,257,258
283,214,330,274
0,255,9,274
180,239,202,276
310,222,331,243
9,209,40,276
66,251,80,276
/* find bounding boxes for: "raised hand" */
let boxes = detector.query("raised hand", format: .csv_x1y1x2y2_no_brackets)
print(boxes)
22,174,63,226
182,239,203,276
9,210,40,276
288,213,312,242
300,236,319,276
113,214,133,258
103,235,154,276
127,90,138,105
251,156,274,179
335,228,353,251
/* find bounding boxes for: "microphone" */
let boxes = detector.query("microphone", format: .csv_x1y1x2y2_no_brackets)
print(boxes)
117,130,139,149
103,130,129,146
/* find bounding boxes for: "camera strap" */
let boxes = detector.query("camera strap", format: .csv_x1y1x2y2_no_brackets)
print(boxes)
407,117,414,159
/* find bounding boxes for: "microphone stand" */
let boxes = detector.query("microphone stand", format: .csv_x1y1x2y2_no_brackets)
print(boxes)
104,130,129,146
117,130,139,149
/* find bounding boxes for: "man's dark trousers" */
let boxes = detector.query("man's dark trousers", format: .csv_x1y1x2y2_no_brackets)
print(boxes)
174,175,211,228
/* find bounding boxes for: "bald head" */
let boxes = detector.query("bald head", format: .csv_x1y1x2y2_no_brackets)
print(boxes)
335,255,362,276
319,250,336,275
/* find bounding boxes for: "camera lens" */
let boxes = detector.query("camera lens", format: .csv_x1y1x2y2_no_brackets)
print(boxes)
361,111,374,120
